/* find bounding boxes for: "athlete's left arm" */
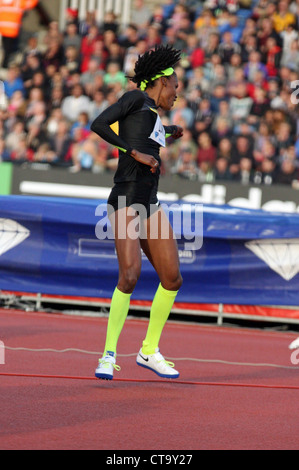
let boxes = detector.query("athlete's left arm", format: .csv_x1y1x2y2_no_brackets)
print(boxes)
164,125,184,141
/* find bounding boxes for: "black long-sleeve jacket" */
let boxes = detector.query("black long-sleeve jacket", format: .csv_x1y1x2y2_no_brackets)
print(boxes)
91,89,177,183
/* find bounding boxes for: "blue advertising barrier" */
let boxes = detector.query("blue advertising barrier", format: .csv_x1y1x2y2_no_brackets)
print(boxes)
0,195,299,307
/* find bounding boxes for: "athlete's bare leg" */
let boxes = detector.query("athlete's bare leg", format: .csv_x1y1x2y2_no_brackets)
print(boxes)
140,206,182,291
110,206,142,294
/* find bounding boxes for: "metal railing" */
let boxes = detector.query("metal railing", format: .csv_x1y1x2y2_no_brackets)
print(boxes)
59,0,132,30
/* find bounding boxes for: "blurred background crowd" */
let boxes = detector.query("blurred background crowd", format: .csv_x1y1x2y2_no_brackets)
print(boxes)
1,0,299,187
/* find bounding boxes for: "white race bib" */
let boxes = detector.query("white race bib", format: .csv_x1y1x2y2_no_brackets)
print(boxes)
149,114,166,147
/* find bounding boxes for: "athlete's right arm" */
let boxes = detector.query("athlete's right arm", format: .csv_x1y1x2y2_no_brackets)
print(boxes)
91,90,158,173
90,90,144,156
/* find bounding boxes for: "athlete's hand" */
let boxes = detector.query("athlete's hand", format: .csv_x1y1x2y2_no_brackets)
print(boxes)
172,126,184,140
131,149,159,173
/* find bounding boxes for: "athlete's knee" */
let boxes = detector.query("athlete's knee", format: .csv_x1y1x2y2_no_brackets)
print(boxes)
173,273,183,291
118,268,140,293
162,272,183,291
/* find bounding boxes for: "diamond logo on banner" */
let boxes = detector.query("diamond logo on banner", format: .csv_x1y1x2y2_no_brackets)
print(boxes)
245,238,299,281
0,219,30,256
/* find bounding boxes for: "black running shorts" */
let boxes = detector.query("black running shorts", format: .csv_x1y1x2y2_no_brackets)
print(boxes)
107,180,160,218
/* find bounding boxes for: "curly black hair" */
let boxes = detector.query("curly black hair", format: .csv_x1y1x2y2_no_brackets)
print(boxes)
128,44,181,89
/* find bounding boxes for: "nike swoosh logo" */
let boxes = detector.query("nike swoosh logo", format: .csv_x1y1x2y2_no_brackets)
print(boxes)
139,353,149,362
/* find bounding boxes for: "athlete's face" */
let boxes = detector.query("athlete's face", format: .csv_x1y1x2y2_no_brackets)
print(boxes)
159,74,178,111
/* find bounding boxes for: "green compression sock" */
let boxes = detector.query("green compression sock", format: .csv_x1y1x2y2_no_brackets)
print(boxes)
104,287,131,355
142,283,178,355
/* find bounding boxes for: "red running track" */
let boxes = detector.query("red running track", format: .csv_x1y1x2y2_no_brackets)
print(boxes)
0,308,299,450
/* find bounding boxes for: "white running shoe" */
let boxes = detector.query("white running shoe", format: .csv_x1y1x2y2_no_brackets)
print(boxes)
136,348,179,379
95,351,120,380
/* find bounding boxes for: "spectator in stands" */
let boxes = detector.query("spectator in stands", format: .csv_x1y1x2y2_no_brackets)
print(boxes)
147,5,169,36
281,22,298,51
48,86,64,112
227,66,246,97
230,134,254,179
78,11,96,36
42,38,64,71
197,131,217,170
192,97,214,137
218,30,241,64
3,103,19,134
216,137,233,162
61,84,91,122
5,120,26,154
243,50,268,83
118,24,139,49
63,22,82,51
46,108,63,136
175,10,195,48
65,8,79,27
43,21,63,47
70,111,90,139
26,100,47,130
275,156,298,184
203,32,220,60
257,157,276,185
195,9,218,49
80,25,102,73
184,34,205,71
33,142,57,164
3,65,25,99
249,86,270,122
25,86,44,118
88,39,108,72
237,153,255,184
69,132,99,173
171,128,197,162
9,90,26,116
253,121,276,158
264,36,282,77
0,0,39,69
240,33,258,63
103,61,127,89
172,147,198,180
281,37,299,70
229,82,253,123
211,116,233,145
275,121,294,152
26,118,47,153
0,138,10,162
256,17,282,56
48,118,73,166
214,155,233,181
63,45,81,74
123,38,148,76
1,0,299,188
131,0,152,33
89,89,108,122
254,137,278,171
80,59,104,96
170,95,195,129
207,62,227,90
272,0,296,33
100,11,119,35
22,52,43,95
10,136,34,163
105,41,124,70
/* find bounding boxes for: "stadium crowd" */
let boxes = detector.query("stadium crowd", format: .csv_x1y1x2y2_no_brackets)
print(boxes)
1,0,299,186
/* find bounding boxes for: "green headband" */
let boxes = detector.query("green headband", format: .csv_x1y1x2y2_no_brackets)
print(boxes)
140,67,174,91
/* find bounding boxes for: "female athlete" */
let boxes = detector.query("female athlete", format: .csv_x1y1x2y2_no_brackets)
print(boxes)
91,45,184,380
